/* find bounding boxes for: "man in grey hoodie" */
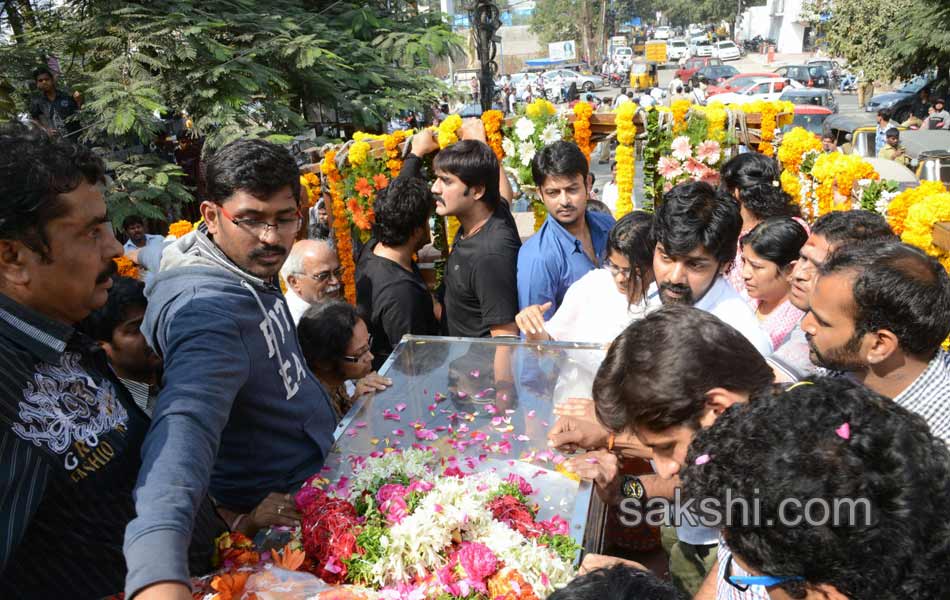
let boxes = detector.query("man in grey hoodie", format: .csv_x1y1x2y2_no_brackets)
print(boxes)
124,139,337,600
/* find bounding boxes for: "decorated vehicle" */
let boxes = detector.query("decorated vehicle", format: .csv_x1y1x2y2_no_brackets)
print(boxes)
783,105,834,136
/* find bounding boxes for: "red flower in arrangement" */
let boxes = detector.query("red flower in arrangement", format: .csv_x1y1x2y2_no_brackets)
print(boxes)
488,495,540,538
354,177,374,198
346,197,360,213
372,173,389,190
300,490,361,584
505,474,534,497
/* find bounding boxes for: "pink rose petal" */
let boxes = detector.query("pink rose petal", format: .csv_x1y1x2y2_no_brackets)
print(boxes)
392,428,405,436
469,369,480,378
527,410,536,418
395,402,407,412
516,434,530,442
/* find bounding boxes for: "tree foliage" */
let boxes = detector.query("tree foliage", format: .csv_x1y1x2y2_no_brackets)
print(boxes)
0,0,462,223
884,0,950,80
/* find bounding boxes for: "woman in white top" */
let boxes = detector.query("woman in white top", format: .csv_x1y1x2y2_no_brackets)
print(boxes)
516,211,656,345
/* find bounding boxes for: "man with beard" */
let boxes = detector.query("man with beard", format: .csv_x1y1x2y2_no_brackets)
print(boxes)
803,241,950,443
124,139,337,600
0,125,222,597
648,181,771,355
770,210,896,381
517,141,614,320
280,238,343,324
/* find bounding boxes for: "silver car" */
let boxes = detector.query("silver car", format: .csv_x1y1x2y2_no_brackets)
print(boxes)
542,68,605,93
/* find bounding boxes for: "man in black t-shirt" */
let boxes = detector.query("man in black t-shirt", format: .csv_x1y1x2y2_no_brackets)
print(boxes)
410,121,521,338
28,66,81,137
356,167,440,370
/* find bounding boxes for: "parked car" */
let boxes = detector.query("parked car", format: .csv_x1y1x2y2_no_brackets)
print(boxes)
612,46,634,61
667,39,690,61
712,40,741,61
865,73,950,122
542,68,605,93
783,105,834,136
780,87,838,114
706,72,780,96
692,64,740,88
676,56,722,83
654,26,672,40
806,58,843,82
689,37,714,57
706,77,792,105
773,64,831,89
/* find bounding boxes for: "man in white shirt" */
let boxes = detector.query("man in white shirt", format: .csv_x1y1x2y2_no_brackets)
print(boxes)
647,181,771,355
279,238,343,324
668,74,684,97
612,87,631,108
122,215,165,254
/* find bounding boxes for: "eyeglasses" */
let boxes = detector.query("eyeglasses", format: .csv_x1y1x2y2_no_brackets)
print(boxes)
342,335,373,363
603,258,631,278
218,205,301,238
307,267,344,283
724,555,803,592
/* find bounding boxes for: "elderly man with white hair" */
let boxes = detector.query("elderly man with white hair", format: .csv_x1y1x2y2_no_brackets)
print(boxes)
280,238,344,324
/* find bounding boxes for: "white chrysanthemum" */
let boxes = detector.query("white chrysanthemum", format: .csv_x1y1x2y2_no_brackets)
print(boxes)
519,141,537,166
515,117,535,141
346,449,436,502
502,137,516,157
540,123,562,145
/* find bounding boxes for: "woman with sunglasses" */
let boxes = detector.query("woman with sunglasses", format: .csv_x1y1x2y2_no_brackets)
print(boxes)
297,300,386,420
516,211,656,345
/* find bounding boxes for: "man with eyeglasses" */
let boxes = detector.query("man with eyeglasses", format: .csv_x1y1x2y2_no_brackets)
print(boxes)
280,238,344,324
124,139,338,600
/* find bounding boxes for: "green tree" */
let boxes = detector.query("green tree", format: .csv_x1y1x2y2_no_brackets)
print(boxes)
885,0,950,79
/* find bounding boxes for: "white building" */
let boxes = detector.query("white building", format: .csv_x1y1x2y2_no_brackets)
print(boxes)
737,0,812,54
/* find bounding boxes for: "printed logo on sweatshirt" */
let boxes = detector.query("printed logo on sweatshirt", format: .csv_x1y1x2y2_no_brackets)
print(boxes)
12,352,129,473
258,297,308,400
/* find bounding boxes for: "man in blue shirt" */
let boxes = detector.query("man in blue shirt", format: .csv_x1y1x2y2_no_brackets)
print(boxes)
517,141,614,320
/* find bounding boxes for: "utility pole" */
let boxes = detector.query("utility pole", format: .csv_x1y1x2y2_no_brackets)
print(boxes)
470,0,502,113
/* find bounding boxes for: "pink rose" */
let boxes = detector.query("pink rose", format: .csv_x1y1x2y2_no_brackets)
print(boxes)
381,496,409,524
376,483,407,505
294,485,323,512
539,514,570,536
455,542,498,592
408,480,434,495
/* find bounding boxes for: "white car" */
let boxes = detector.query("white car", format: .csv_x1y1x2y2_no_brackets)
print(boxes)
654,26,672,40
667,39,690,60
690,37,713,57
712,40,741,61
706,77,799,105
612,46,633,61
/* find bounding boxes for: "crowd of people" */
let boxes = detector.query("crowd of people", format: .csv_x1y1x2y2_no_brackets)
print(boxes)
1,100,948,600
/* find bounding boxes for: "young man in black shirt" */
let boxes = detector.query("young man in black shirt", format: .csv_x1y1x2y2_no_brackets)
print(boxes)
409,121,521,338
28,66,81,137
356,169,440,370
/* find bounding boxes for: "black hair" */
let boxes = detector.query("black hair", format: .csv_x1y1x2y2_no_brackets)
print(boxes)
607,211,655,304
819,241,950,357
204,138,301,206
432,140,501,208
741,217,808,269
589,172,596,186
720,152,781,196
548,565,683,600
681,377,950,600
77,276,147,343
593,305,774,433
653,180,741,265
586,199,611,215
810,209,896,248
877,108,892,121
122,215,145,231
297,300,367,377
0,124,105,261
530,140,589,188
372,176,432,247
32,66,53,80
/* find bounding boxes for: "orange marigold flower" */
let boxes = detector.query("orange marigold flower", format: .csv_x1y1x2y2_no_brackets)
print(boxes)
168,220,193,239
373,173,389,190
354,177,374,198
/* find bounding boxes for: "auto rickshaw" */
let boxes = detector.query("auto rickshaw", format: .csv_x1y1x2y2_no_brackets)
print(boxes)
630,60,659,92
823,114,892,158
901,130,950,186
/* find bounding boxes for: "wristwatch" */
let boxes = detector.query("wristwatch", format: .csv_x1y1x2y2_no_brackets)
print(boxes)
621,475,645,501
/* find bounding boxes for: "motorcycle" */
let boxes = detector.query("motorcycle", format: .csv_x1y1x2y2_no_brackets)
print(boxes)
839,71,857,93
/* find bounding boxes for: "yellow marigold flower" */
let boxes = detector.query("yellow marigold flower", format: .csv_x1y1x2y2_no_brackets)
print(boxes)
348,141,370,166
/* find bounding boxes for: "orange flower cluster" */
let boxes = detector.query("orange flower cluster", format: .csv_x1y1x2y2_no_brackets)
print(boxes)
321,150,357,302
572,101,594,163
482,110,506,161
671,99,690,134
301,172,321,207
758,103,778,155
113,255,139,279
168,219,194,238
487,567,539,600
384,130,409,178
210,572,252,600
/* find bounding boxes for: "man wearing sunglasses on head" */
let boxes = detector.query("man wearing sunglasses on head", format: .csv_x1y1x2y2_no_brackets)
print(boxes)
280,238,344,324
125,139,339,600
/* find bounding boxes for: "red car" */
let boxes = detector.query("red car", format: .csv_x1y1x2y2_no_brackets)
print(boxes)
706,72,780,96
785,105,834,136
675,56,722,83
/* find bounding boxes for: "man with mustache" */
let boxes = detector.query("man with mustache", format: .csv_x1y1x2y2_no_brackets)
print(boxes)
124,139,337,600
648,181,771,355
803,241,950,443
280,238,343,325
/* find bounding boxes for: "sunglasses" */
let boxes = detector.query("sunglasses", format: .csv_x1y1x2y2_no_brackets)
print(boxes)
724,555,803,592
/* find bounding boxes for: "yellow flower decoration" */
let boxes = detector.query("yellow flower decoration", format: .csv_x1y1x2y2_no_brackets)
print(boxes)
614,102,638,217
887,181,948,236
778,127,823,175
572,101,594,162
780,170,802,204
438,114,463,149
526,99,556,118
168,220,194,239
482,110,506,161
670,99,691,134
699,102,727,142
811,152,878,205
347,141,370,167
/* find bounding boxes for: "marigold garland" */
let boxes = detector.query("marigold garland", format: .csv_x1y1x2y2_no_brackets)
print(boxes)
670,99,690,134
572,101,594,163
113,255,139,279
614,102,638,217
777,127,823,175
887,181,948,236
811,153,879,208
167,220,194,239
525,99,556,118
900,189,950,350
321,150,357,302
438,114,463,149
482,110,506,161
347,141,370,167
299,172,321,207
780,170,802,206
699,102,727,142
384,130,411,178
